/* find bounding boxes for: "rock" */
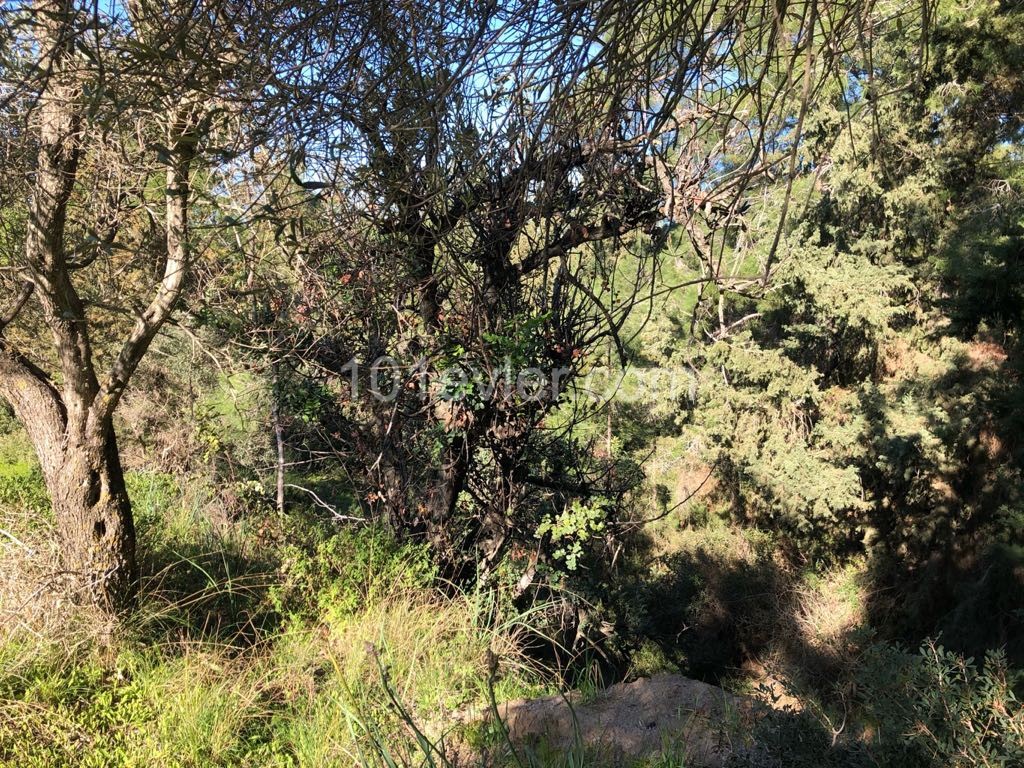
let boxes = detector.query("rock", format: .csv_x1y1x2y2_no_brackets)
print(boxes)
471,673,764,766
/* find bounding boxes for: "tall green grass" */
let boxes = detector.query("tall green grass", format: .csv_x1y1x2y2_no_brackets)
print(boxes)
0,466,556,767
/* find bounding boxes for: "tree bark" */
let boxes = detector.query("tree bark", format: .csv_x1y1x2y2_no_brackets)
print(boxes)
0,343,138,610
50,423,137,612
273,394,286,515
0,0,214,615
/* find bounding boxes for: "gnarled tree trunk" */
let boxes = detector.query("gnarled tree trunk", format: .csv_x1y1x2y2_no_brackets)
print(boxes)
50,424,137,612
0,342,138,610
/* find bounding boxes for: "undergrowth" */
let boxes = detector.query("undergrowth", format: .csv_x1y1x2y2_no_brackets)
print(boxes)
0,467,551,767
1,463,1021,767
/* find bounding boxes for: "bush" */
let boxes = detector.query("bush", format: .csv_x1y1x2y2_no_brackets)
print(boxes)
271,523,437,623
729,639,1023,768
857,639,1024,768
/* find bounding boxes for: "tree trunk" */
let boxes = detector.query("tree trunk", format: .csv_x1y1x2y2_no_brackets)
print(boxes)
49,423,137,612
273,398,286,515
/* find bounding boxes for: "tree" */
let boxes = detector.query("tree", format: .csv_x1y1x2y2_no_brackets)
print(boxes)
657,0,1024,655
0,0,877,617
0,0,261,611
260,0,871,597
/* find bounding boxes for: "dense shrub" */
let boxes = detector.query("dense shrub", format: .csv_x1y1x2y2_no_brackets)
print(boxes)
858,640,1024,767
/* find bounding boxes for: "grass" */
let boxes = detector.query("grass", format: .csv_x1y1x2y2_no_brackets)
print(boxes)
1,440,1021,767
0,461,747,768
0,462,559,767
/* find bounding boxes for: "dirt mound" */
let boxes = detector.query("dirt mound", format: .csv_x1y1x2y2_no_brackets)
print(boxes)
481,674,764,766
